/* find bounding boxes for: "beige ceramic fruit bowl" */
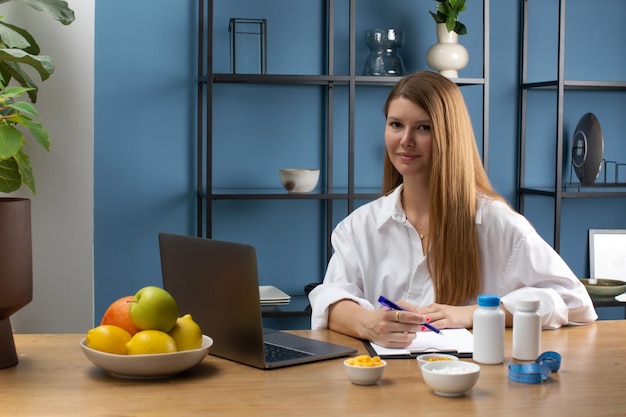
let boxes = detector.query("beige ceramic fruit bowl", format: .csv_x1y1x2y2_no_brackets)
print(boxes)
80,334,213,379
279,168,320,193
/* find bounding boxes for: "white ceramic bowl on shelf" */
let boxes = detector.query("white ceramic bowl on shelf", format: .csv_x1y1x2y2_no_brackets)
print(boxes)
80,334,213,379
278,169,320,193
420,360,480,397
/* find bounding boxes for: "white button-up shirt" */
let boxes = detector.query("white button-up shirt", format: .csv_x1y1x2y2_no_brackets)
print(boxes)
309,185,597,330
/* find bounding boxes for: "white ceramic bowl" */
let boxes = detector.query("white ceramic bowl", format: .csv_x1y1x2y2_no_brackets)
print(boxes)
416,353,459,367
279,168,320,193
421,360,480,397
343,359,387,385
80,334,213,379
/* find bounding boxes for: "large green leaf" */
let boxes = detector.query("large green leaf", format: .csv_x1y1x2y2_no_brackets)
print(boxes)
0,155,21,192
0,21,31,49
0,123,23,159
21,115,49,151
0,0,75,25
0,48,53,81
0,20,40,54
1,85,35,99
429,0,467,35
0,60,39,101
13,147,34,193
8,99,39,118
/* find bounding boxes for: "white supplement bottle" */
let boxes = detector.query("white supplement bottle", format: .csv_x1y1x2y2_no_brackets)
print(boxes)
473,294,505,364
512,298,541,361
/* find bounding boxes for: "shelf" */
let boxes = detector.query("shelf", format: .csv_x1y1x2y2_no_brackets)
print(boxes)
211,73,350,85
198,0,491,313
517,0,626,252
203,73,487,88
198,187,382,200
519,185,626,198
521,80,626,91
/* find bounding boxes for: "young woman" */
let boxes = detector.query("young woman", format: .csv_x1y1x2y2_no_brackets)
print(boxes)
309,71,597,349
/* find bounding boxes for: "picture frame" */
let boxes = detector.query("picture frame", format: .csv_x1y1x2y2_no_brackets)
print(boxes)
589,229,626,280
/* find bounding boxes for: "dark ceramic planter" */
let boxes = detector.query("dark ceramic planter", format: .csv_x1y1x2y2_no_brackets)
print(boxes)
0,198,33,369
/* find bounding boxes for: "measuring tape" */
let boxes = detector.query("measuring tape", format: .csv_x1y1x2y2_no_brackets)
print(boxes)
508,351,562,384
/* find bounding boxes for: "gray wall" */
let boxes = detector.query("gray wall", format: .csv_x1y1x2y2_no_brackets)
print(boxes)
5,1,95,333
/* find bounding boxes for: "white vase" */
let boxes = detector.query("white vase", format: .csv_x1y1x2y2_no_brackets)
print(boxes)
426,23,469,78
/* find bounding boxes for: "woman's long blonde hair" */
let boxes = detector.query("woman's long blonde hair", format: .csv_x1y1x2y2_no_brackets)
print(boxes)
382,71,503,305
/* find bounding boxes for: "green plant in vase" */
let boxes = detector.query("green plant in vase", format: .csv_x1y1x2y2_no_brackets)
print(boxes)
429,0,467,35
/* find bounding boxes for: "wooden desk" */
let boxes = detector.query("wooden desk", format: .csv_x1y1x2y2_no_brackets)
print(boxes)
2,321,625,417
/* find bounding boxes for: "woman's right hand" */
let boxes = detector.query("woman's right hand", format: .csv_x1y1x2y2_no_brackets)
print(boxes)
328,300,425,348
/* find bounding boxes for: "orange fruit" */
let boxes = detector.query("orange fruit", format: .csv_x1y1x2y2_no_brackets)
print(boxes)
100,295,140,335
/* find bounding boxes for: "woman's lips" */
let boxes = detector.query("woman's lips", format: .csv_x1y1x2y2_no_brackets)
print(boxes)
397,152,419,161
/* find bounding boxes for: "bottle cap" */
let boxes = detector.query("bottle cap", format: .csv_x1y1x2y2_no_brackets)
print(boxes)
517,298,540,311
477,294,500,307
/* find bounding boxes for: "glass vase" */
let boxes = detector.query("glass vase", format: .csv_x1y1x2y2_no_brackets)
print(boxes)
363,29,405,76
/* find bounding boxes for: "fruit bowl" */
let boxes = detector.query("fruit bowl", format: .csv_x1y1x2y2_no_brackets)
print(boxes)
80,334,213,379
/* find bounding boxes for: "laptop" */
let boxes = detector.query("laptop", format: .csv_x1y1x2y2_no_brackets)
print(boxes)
158,233,356,369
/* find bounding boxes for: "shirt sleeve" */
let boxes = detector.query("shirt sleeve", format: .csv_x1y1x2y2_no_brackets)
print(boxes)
481,201,598,329
308,223,376,330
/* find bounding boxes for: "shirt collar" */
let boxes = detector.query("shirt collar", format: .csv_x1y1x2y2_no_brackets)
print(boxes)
376,184,488,229
376,184,405,229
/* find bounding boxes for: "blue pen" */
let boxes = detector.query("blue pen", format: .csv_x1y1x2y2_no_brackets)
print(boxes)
378,295,442,334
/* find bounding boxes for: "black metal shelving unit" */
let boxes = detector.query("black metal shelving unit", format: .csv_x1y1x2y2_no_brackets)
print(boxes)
517,0,626,252
196,0,490,284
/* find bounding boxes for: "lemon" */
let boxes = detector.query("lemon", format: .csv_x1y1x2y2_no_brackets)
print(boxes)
125,330,177,354
168,314,203,351
86,325,132,355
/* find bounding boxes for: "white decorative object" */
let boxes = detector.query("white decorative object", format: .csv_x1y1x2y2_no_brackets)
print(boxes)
426,23,469,78
278,169,320,194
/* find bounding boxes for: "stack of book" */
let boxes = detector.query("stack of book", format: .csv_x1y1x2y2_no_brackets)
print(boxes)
259,285,291,306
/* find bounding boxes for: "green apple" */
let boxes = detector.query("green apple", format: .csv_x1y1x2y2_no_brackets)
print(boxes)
129,286,179,332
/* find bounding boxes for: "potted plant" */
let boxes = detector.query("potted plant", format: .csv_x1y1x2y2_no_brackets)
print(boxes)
426,0,469,78
0,0,74,369
429,0,467,35
0,0,75,194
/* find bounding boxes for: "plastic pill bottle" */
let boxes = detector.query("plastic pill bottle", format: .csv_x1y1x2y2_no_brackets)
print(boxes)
472,294,505,364
512,298,541,361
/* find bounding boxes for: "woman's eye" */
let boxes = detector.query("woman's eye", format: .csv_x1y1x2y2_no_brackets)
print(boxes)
416,124,431,132
389,121,402,129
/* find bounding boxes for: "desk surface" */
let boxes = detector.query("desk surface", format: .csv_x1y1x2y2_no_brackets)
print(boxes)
2,321,626,417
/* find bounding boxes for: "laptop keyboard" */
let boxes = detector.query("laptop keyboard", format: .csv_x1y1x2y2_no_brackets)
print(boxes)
264,342,314,363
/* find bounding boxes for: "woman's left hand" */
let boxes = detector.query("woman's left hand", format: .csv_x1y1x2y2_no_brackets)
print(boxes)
416,303,479,329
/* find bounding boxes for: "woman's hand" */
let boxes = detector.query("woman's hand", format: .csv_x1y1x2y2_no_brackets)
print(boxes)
364,307,427,348
327,299,427,349
415,303,479,329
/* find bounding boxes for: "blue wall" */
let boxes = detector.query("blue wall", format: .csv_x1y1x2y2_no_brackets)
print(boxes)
94,0,197,320
93,0,626,325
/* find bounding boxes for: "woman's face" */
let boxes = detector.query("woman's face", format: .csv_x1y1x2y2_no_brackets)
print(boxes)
384,97,433,180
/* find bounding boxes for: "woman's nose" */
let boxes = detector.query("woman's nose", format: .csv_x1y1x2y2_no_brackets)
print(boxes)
399,130,415,147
